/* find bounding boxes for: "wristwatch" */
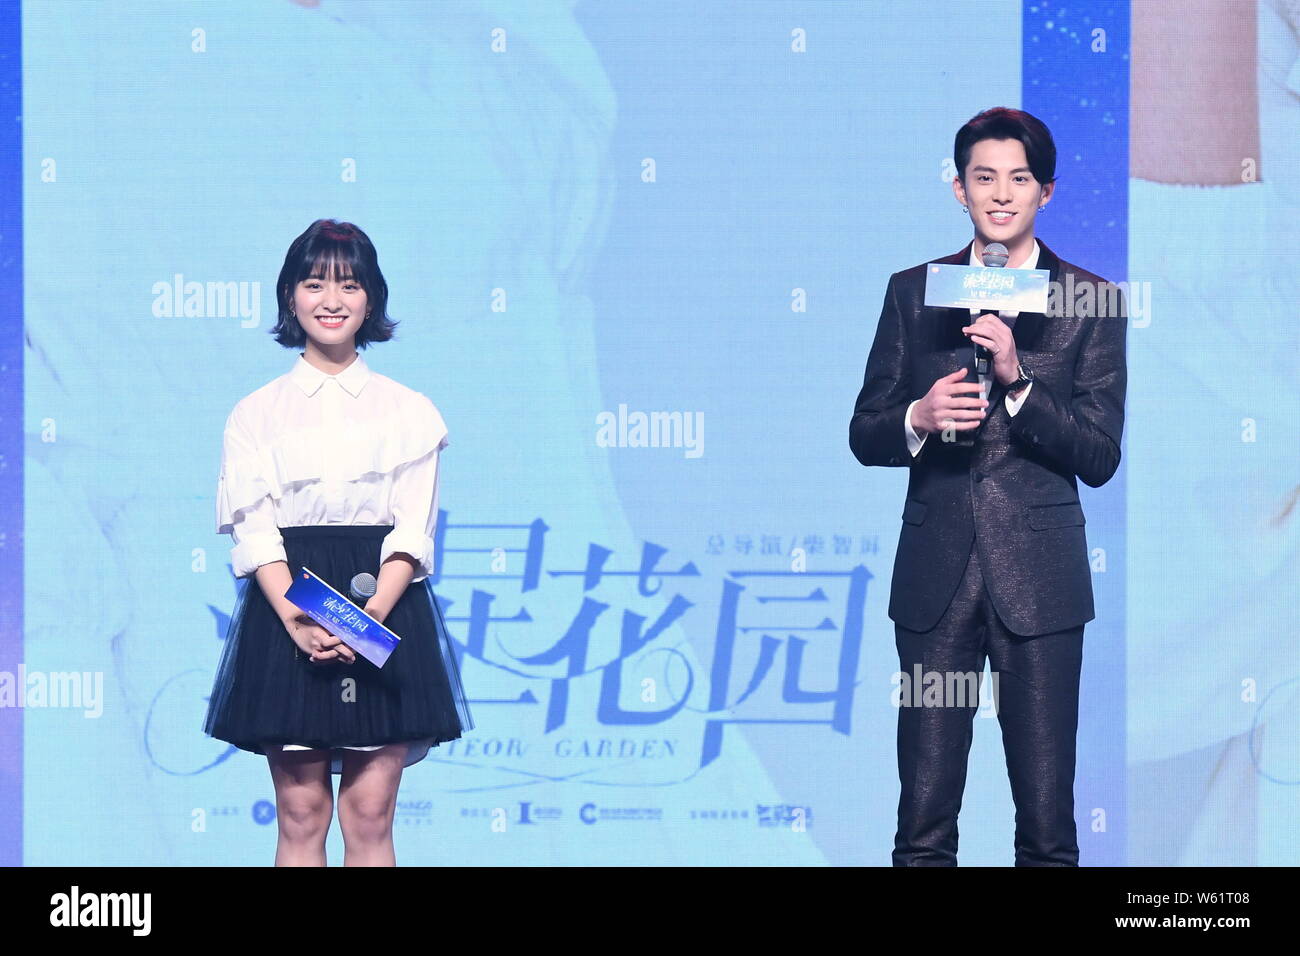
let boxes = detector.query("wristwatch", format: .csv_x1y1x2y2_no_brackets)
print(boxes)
1008,361,1034,394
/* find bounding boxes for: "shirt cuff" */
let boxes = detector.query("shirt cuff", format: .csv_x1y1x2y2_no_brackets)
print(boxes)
904,399,928,456
1004,381,1033,416
230,531,287,579
380,527,435,584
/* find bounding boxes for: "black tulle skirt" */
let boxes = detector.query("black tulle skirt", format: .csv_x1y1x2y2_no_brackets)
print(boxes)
203,524,473,775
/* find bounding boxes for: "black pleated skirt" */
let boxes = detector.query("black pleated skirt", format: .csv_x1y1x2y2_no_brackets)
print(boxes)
203,524,473,774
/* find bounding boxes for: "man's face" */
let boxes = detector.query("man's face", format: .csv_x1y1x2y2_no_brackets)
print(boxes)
952,137,1052,251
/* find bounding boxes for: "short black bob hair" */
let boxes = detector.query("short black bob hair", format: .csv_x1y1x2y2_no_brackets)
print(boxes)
270,219,398,349
954,107,1057,187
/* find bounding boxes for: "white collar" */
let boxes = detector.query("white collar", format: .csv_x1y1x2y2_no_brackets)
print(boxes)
289,352,371,398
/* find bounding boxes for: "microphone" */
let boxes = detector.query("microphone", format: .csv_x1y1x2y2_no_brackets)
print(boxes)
973,241,1012,374
981,241,1009,268
350,572,377,605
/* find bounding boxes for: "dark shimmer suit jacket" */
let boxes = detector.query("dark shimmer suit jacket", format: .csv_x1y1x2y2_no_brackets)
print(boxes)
849,239,1127,637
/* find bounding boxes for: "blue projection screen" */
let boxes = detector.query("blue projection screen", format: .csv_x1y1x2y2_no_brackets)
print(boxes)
4,0,1297,866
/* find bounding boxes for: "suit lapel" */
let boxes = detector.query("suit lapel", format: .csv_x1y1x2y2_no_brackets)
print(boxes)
1006,238,1061,353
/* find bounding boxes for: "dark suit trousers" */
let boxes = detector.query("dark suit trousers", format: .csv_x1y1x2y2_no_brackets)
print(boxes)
893,539,1084,866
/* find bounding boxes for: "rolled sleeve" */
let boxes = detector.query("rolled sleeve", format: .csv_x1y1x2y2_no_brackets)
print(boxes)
228,494,287,578
217,405,287,578
380,442,444,584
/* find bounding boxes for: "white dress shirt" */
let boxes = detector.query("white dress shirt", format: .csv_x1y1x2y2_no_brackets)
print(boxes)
904,240,1038,455
216,351,448,583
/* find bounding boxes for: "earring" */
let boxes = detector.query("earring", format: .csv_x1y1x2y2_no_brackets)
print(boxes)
1038,205,1046,211
961,205,969,213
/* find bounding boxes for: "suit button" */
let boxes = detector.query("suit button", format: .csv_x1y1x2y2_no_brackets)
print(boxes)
889,457,900,465
974,471,986,482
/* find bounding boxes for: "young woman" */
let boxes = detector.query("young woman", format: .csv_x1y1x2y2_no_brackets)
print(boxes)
203,219,473,866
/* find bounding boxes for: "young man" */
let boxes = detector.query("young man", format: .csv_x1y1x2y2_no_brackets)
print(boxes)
849,107,1127,865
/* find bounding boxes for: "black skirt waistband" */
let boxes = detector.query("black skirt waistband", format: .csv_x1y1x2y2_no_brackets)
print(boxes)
279,524,395,539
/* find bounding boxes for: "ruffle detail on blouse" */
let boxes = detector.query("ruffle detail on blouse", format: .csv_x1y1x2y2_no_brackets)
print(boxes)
216,451,281,537
216,398,448,535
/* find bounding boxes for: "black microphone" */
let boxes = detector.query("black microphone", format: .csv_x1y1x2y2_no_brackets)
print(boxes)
972,241,1010,375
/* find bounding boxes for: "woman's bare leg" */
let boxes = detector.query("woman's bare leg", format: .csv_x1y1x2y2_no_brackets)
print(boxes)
266,748,334,866
337,745,408,866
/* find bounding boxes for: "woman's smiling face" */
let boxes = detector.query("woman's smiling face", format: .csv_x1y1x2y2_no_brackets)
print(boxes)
293,257,369,349
953,137,1053,252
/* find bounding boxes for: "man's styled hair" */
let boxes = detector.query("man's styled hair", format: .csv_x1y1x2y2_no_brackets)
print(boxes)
954,107,1057,186
270,219,398,349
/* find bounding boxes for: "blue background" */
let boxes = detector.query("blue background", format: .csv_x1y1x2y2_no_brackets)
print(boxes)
3,0,1297,865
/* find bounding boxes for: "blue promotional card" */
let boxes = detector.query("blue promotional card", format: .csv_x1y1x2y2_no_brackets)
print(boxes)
284,566,400,668
924,262,1050,313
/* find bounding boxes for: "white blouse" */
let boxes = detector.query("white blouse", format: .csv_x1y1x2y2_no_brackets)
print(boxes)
216,351,448,584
